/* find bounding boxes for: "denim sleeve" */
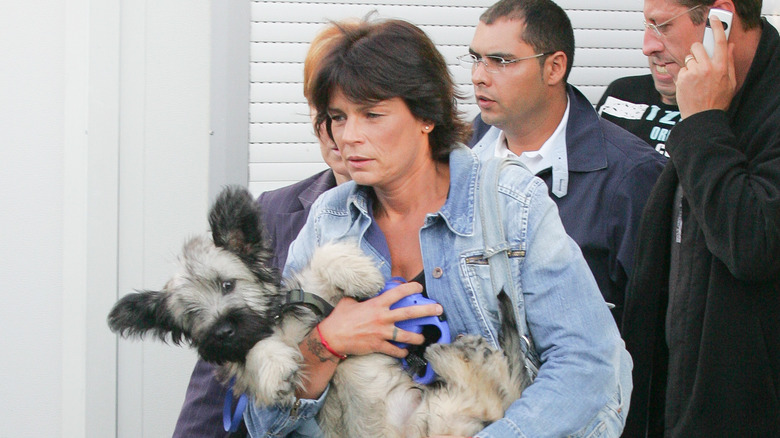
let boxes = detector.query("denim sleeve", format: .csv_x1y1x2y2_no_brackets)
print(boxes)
243,387,328,438
478,176,629,437
667,110,780,280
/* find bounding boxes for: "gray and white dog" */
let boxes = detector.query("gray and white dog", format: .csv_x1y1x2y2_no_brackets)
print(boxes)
108,186,530,438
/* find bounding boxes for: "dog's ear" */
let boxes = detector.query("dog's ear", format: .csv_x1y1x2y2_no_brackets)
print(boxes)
209,186,266,255
107,291,187,344
209,186,276,282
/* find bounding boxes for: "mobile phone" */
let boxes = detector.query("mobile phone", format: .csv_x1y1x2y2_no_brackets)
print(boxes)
703,8,733,57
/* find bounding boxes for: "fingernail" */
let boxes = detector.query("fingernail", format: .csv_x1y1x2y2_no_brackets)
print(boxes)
436,304,443,315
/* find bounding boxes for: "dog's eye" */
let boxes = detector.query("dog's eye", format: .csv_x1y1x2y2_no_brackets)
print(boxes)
221,280,235,293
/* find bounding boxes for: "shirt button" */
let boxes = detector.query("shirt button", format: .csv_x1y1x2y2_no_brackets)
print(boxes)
432,267,443,278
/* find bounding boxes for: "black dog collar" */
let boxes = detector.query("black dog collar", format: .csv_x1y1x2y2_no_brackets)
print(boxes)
281,289,335,318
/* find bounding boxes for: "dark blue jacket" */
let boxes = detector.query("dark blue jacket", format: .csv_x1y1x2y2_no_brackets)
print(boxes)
172,169,338,438
471,85,666,327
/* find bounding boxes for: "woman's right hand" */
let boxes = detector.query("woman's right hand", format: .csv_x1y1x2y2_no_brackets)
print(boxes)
317,281,443,359
296,281,443,399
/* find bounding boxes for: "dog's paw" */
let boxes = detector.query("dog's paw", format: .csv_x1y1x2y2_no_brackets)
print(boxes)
422,335,514,435
302,241,385,302
426,335,510,389
242,337,303,406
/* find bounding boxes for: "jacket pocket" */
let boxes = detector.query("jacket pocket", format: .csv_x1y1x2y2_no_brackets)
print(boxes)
571,383,626,438
461,248,526,344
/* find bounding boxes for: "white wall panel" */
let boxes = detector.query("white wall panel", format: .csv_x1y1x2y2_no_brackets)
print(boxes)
251,82,307,102
568,67,649,85
251,102,312,122
253,2,493,25
252,121,325,143
254,23,644,47
250,142,324,162
249,0,780,197
250,162,330,180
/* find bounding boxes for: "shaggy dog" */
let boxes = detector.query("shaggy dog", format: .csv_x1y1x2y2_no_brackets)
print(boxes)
108,186,530,437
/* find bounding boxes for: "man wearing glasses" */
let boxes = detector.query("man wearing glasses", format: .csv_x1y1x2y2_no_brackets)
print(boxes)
466,0,666,329
596,59,681,157
623,0,780,436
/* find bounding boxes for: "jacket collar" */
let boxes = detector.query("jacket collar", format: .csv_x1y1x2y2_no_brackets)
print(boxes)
298,169,337,208
727,18,779,120
564,84,608,173
434,146,479,236
345,146,479,237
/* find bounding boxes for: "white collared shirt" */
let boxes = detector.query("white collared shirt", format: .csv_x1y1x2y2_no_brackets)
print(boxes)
492,97,571,197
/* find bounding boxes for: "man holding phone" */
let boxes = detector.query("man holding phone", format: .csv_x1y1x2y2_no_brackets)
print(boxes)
623,0,780,436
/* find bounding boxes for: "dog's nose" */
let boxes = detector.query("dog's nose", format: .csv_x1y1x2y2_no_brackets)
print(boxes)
214,324,236,340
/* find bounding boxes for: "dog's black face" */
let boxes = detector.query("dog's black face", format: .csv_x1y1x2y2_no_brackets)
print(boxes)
196,306,277,364
107,186,285,366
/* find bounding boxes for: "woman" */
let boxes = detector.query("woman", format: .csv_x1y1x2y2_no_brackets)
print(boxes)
246,19,632,438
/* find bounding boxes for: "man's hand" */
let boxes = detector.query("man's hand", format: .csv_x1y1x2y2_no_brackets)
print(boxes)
675,16,737,119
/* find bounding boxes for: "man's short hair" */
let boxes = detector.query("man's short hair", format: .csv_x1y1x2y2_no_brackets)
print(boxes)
676,0,762,30
480,0,575,82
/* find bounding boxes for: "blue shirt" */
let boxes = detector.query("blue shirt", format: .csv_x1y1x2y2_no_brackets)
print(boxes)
472,85,666,327
246,146,632,437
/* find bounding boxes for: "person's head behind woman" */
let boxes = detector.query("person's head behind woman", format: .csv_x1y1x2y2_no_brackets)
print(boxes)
304,20,361,105
303,20,361,183
312,19,470,164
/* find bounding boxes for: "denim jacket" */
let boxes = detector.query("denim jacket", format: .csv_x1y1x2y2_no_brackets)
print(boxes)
246,146,632,438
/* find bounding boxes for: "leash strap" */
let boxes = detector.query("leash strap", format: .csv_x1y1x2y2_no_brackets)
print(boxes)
478,157,541,378
281,288,335,317
223,376,248,432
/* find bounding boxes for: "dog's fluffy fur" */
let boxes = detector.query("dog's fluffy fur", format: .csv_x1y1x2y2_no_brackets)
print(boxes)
108,186,530,437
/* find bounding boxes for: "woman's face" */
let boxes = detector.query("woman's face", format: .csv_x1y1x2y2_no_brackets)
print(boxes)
327,90,432,190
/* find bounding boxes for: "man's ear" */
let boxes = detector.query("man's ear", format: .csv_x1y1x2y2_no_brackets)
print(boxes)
545,51,567,86
711,0,736,14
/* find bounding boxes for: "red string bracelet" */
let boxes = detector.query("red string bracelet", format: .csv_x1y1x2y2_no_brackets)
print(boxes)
315,324,347,360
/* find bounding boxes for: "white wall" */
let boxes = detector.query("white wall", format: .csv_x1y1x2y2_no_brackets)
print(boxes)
116,0,250,435
116,1,248,437
0,0,248,437
0,2,67,436
115,0,211,436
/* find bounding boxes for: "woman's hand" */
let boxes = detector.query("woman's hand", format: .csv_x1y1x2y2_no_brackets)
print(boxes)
296,281,442,399
318,281,443,358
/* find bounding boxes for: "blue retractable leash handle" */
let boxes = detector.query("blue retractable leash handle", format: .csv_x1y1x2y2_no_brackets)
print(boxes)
223,376,248,432
380,277,451,384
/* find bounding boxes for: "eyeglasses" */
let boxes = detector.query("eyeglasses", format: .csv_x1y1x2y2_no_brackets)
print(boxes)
456,52,554,74
643,4,702,39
